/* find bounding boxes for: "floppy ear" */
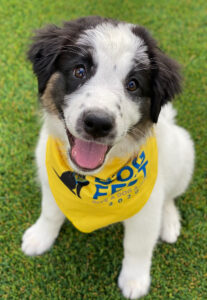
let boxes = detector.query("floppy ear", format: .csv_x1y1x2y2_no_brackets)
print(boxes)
132,26,182,123
28,17,105,95
28,25,62,94
150,48,182,122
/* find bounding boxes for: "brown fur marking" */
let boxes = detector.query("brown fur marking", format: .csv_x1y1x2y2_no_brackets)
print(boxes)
41,72,60,115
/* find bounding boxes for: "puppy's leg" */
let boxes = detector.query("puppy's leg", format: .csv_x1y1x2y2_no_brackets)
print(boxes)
160,198,181,243
118,188,164,299
21,182,65,256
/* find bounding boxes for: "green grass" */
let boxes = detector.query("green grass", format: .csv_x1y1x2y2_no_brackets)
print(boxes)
1,0,207,299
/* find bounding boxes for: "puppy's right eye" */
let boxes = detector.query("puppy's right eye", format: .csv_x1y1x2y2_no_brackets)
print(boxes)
126,79,139,92
73,65,86,79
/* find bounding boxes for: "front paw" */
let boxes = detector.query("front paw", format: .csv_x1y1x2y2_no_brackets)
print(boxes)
21,219,58,256
118,269,150,299
160,201,181,244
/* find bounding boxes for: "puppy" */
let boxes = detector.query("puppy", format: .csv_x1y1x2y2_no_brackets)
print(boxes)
22,16,194,299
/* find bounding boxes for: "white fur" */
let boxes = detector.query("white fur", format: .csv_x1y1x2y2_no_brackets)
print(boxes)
22,22,194,299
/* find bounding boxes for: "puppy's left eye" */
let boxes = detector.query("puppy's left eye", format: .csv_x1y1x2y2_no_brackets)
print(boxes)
126,79,139,92
73,65,86,79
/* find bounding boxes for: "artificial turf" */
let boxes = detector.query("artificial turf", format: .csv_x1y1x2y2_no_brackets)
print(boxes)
0,0,207,299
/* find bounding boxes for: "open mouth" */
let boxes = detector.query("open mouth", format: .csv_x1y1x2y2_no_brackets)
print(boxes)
67,129,111,171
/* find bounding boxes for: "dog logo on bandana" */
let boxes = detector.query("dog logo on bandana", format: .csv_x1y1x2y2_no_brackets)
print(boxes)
53,169,89,198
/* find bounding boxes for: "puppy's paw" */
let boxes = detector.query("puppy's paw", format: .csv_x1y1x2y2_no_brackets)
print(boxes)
160,201,181,244
118,269,150,299
160,218,180,244
22,219,58,256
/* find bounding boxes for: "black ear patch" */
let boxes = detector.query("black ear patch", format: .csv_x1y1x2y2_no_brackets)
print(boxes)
27,16,109,95
132,26,182,123
150,49,182,122
27,25,62,95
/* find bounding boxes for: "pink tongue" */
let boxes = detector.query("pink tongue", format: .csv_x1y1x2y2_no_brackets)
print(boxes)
71,138,108,169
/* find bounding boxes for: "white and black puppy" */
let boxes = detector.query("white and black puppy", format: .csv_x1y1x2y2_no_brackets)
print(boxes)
22,16,194,299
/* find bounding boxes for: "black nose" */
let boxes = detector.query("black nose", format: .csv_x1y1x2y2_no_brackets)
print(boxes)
83,112,114,138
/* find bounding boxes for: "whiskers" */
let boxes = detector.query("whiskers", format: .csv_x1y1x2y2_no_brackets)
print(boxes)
128,126,146,139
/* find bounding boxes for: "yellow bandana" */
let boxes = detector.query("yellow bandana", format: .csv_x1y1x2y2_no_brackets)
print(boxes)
46,134,158,233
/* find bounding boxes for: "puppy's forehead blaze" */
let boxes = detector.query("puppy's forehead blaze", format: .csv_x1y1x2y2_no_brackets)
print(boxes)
78,23,150,68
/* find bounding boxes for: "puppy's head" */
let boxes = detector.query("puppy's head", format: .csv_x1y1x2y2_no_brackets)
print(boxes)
28,16,181,173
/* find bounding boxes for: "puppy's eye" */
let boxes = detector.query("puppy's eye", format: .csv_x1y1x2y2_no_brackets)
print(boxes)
73,65,86,79
126,79,139,92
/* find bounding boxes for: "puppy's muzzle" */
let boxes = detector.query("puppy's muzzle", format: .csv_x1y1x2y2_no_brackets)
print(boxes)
81,109,115,139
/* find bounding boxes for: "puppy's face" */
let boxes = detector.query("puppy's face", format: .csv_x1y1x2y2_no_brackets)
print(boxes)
29,17,181,174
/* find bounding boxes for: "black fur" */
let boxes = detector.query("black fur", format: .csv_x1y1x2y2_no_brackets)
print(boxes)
28,24,62,95
56,49,95,97
125,63,151,99
132,26,182,122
